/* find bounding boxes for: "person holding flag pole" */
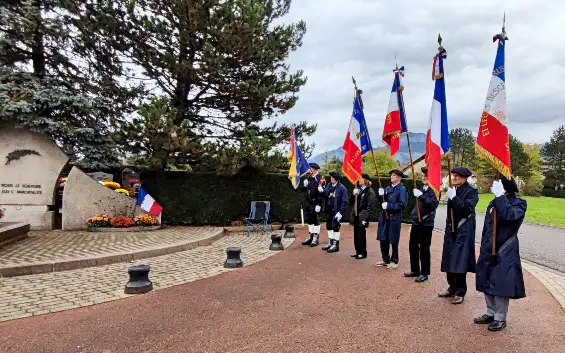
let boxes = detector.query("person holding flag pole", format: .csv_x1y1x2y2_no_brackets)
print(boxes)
288,125,312,242
473,15,527,332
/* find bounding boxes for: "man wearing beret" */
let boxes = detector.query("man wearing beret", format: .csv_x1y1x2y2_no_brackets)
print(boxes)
439,166,479,305
474,176,527,332
376,169,409,269
404,167,440,283
300,163,325,247
350,173,377,259
318,171,349,253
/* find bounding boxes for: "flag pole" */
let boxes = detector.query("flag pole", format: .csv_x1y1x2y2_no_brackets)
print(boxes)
394,58,421,221
352,76,388,219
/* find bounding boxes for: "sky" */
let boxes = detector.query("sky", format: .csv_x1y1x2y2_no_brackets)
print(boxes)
279,0,565,156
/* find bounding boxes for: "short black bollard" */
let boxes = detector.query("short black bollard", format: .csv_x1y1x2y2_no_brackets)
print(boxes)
269,234,284,251
224,247,243,268
279,220,290,230
283,225,295,239
124,264,153,294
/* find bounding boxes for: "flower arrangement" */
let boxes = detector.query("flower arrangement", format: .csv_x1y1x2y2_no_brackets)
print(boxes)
110,216,133,228
58,177,67,188
86,214,111,227
115,188,130,196
134,214,157,226
102,181,121,190
0,208,5,220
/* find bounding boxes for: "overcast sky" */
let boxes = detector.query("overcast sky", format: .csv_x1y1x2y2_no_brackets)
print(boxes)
279,0,565,155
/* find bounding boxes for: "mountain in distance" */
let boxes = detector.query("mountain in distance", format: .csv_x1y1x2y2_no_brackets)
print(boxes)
309,132,426,166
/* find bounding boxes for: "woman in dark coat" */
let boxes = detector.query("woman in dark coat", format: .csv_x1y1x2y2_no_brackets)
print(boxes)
350,173,376,259
474,176,527,332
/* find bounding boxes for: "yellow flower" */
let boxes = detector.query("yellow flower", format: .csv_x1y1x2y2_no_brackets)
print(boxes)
115,188,129,196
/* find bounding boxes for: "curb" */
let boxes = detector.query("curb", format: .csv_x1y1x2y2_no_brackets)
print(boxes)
0,227,225,278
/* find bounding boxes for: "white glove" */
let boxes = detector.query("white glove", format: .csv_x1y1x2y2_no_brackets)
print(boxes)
335,212,342,221
491,180,505,198
315,205,321,213
353,188,360,195
413,189,423,198
318,186,324,193
446,187,456,200
382,202,388,210
303,179,308,187
378,188,385,196
361,221,366,225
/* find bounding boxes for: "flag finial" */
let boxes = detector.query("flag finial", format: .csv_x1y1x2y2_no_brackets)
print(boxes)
352,76,357,87
493,13,509,43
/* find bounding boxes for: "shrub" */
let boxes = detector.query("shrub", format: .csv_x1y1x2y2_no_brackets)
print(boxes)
110,216,133,228
86,214,111,227
521,178,543,196
134,215,158,226
542,189,565,199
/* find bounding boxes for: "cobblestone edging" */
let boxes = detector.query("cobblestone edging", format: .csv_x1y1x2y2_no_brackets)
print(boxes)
0,231,294,322
0,227,224,278
522,261,565,312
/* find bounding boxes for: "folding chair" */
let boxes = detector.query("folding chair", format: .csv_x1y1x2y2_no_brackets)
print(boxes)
244,201,273,234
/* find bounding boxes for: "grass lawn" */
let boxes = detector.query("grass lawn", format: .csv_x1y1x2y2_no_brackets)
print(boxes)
476,194,565,227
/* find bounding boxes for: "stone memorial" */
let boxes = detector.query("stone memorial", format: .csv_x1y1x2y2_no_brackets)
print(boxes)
87,172,113,182
0,126,69,230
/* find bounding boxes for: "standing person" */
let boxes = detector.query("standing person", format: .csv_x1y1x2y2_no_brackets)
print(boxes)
474,176,527,331
404,167,440,283
319,171,349,253
439,166,479,305
376,169,409,269
301,163,324,247
350,173,376,259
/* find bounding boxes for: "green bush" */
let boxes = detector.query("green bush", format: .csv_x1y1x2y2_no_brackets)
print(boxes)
140,170,418,226
542,189,565,199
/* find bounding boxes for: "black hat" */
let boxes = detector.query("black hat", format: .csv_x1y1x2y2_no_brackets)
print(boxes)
421,167,428,176
389,169,406,178
309,163,320,170
450,166,473,177
361,173,372,181
500,175,519,194
329,171,343,181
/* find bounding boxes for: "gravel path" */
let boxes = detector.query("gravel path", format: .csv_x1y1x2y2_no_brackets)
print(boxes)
0,226,563,353
436,206,565,272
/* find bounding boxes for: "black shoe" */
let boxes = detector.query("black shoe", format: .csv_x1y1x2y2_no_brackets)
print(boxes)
415,275,428,283
474,314,494,325
451,296,465,305
322,239,333,251
302,234,313,246
488,320,507,331
404,271,419,278
438,290,455,298
309,234,319,247
355,254,367,259
327,240,340,253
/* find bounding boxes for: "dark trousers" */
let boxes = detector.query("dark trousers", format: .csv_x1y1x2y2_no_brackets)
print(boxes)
304,205,319,226
353,217,367,257
409,224,433,275
446,272,467,297
379,225,398,263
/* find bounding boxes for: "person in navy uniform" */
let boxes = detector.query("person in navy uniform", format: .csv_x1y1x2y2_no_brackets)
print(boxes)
319,171,349,253
376,169,409,269
404,167,439,283
301,163,325,247
439,166,479,305
474,176,527,332
350,173,376,259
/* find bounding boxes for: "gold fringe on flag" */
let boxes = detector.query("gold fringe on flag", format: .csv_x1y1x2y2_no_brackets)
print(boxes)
474,143,511,179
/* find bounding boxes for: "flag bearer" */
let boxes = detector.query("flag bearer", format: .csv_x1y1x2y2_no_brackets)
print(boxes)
474,176,527,332
301,163,324,247
376,169,409,269
438,166,478,305
350,173,376,259
319,171,349,253
404,167,439,282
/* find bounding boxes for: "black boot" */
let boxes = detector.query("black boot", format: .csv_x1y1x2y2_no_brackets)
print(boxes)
327,240,340,253
322,239,333,251
302,234,313,246
309,234,319,247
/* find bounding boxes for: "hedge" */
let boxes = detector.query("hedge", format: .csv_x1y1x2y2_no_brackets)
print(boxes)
542,189,565,199
140,170,418,226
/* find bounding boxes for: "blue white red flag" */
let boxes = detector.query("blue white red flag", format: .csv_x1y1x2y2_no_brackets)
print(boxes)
382,66,408,156
137,187,163,216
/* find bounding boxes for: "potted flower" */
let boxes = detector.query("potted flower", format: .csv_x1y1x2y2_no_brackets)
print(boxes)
86,214,111,228
110,216,133,228
134,215,158,226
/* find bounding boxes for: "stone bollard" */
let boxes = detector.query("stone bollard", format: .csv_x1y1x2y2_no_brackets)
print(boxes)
269,234,284,251
224,247,243,268
124,264,153,294
283,225,295,239
279,220,290,230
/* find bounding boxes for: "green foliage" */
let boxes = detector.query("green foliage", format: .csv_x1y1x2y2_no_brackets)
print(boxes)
450,127,475,167
362,150,398,177
542,189,565,199
542,125,565,180
140,171,419,225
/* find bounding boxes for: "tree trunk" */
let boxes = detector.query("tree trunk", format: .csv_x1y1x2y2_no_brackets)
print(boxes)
31,0,46,79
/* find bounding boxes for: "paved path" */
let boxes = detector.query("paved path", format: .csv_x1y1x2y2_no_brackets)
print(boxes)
436,206,565,272
0,226,563,353
0,230,292,322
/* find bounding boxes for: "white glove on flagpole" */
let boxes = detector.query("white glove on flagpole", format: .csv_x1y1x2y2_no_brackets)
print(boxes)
335,212,342,221
353,188,360,195
315,205,321,213
413,189,423,198
382,202,388,210
491,180,505,198
446,187,456,200
378,188,385,196
303,179,308,187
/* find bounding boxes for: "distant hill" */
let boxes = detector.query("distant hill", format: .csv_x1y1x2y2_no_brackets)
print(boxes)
309,132,426,165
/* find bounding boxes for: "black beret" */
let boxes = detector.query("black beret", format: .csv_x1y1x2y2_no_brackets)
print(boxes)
361,173,372,181
329,171,343,181
450,167,473,177
389,169,406,178
309,163,320,170
500,175,519,194
421,167,428,176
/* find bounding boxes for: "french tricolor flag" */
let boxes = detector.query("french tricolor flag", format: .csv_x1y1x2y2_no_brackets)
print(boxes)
382,66,407,156
137,187,163,216
425,45,449,200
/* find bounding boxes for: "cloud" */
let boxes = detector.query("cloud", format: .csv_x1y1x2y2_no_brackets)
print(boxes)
279,0,565,155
